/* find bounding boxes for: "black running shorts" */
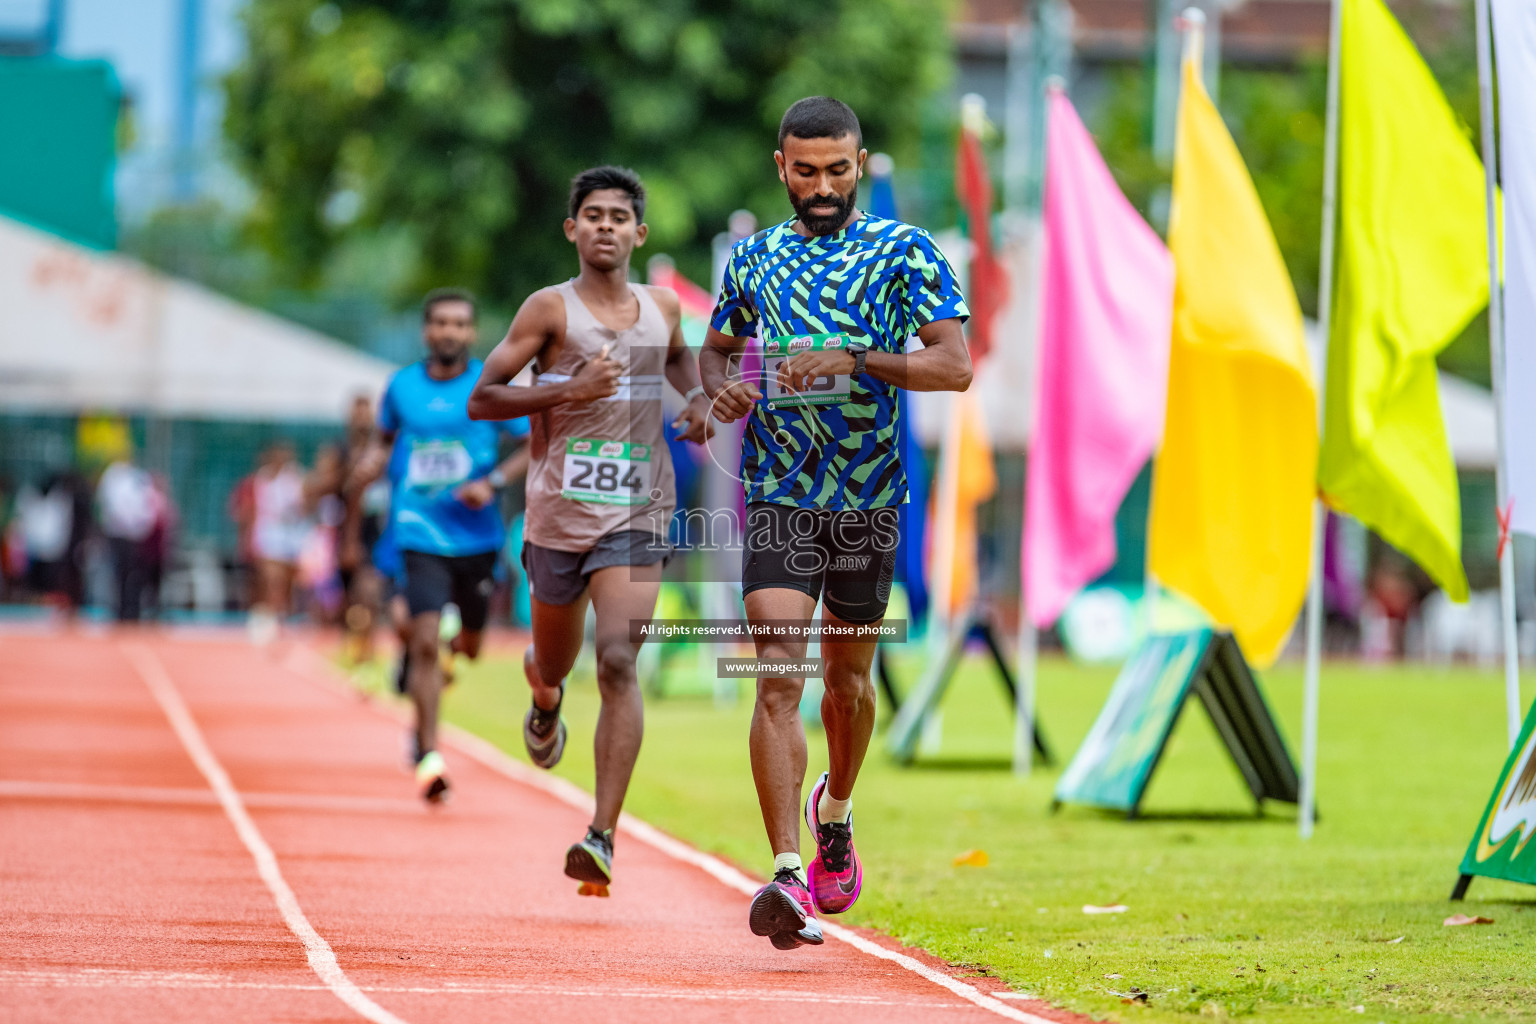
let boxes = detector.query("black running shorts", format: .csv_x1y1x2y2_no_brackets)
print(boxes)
400,549,498,631
740,503,898,625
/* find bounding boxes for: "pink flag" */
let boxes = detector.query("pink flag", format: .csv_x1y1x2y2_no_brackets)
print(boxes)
1023,90,1174,627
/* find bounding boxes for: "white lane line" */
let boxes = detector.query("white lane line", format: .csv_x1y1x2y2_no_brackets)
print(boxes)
439,718,1057,1024
121,642,410,1024
0,778,426,815
0,968,970,1007
281,644,1056,1024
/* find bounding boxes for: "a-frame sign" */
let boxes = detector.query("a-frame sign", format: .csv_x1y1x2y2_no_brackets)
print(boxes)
1053,629,1299,817
1451,700,1536,900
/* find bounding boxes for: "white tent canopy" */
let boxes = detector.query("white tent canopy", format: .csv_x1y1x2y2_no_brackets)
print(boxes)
1439,370,1498,471
0,215,394,421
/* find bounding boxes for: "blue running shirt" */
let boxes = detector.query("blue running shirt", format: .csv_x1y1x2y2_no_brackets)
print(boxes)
379,359,528,557
710,214,968,509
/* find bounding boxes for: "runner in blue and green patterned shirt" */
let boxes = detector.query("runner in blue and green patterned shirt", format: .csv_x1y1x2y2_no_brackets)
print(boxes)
699,96,974,952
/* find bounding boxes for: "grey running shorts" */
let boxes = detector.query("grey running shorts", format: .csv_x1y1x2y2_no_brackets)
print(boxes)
521,529,672,606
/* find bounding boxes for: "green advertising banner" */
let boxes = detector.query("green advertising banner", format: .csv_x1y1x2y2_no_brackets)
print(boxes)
1454,703,1536,898
1054,629,1299,817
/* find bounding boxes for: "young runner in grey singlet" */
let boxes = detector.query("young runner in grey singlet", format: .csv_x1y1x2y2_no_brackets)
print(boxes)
470,166,714,895
522,278,676,563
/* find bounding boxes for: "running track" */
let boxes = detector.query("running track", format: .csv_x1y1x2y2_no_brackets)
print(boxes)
0,629,1085,1024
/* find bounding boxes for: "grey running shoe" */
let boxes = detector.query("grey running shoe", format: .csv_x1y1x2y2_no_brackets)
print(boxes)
523,692,566,770
565,826,614,897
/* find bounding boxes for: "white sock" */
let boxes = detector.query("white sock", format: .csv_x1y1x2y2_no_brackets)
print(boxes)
773,852,806,885
818,789,852,825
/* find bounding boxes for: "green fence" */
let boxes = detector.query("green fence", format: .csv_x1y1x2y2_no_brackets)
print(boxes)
0,413,347,556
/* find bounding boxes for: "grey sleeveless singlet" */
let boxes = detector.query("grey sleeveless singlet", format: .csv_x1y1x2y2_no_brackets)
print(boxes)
523,280,676,552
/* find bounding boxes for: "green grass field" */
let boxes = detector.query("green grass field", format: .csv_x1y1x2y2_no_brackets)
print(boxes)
350,644,1535,1023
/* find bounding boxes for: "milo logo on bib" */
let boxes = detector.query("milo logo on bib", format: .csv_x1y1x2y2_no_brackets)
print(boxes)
762,332,853,410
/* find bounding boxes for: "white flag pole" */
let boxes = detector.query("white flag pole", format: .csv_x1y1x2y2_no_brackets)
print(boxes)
1475,0,1522,750
1299,0,1344,842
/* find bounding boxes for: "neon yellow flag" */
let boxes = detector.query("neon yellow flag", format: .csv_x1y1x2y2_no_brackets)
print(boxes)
1148,55,1318,666
1318,0,1488,602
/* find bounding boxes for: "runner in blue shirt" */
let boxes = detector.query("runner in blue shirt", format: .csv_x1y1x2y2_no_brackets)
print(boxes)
359,288,529,802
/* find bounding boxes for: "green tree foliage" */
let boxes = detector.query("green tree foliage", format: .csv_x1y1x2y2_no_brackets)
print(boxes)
224,0,954,309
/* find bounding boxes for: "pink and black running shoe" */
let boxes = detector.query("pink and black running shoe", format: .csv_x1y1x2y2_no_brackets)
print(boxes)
748,870,824,949
803,770,862,914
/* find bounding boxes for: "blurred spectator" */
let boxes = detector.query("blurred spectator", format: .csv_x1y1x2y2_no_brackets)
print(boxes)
98,456,160,622
244,440,306,643
228,471,256,568
339,395,388,662
17,471,92,616
299,444,346,622
1360,558,1421,661
144,473,178,621
0,475,20,599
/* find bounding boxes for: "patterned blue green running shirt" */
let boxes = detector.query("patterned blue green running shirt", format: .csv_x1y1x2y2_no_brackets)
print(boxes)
709,213,969,510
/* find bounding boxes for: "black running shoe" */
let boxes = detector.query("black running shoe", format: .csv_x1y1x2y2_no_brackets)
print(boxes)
565,826,614,897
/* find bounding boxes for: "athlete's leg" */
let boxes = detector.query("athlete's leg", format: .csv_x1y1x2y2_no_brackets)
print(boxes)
526,594,587,710
406,609,444,756
446,552,497,664
586,562,662,832
388,590,412,696
390,592,411,643
818,607,880,802
453,631,482,659
744,586,818,857
275,561,296,618
400,552,454,761
355,566,382,661
800,512,891,916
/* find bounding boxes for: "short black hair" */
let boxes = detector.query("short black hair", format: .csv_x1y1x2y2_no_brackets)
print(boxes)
568,165,645,222
778,96,862,151
422,287,476,322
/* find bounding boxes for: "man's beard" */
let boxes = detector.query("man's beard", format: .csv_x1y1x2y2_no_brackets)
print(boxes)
431,347,463,367
790,182,857,236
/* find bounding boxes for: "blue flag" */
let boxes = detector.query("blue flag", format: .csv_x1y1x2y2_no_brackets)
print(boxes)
869,165,930,627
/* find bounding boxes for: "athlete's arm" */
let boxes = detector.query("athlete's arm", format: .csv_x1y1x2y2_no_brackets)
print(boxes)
453,443,529,511
775,317,973,395
348,429,396,492
699,327,762,424
649,286,715,444
467,289,621,421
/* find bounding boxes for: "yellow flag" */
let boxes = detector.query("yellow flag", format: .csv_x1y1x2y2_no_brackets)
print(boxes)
1148,55,1318,666
930,388,996,618
1317,0,1487,602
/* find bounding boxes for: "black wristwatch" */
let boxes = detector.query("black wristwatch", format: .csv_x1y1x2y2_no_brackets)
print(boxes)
848,342,869,376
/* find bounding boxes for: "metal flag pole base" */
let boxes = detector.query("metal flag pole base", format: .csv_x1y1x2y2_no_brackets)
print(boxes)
885,604,1052,767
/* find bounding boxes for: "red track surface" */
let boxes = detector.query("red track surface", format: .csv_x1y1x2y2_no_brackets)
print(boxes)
1,629,1084,1024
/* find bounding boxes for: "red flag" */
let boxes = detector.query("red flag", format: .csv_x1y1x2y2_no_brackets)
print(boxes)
646,257,716,322
955,127,1008,364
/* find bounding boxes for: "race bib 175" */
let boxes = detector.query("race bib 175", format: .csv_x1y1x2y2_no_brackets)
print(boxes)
406,438,472,490
761,333,853,410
